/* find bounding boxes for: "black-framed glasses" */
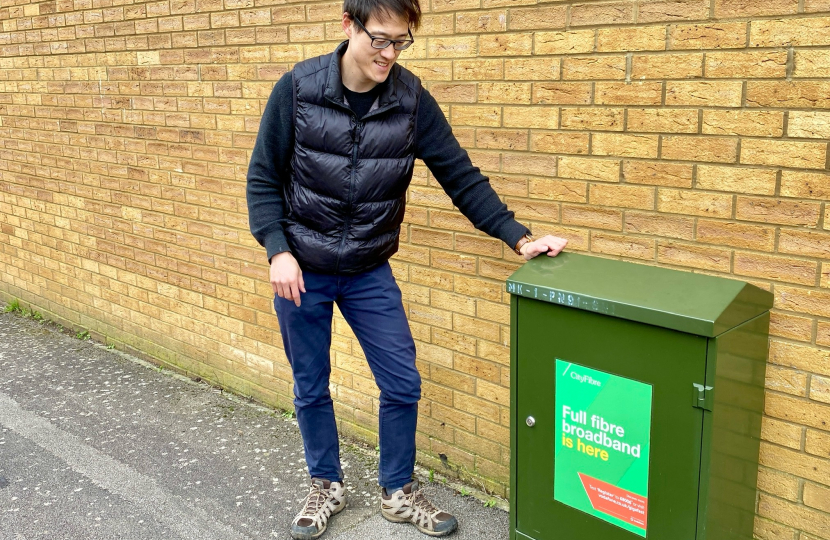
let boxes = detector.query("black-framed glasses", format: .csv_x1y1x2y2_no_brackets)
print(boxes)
352,16,414,50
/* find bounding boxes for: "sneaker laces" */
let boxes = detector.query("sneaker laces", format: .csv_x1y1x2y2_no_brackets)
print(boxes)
298,483,331,524
408,489,440,526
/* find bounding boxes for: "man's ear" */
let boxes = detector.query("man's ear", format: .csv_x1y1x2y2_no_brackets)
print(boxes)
341,12,353,38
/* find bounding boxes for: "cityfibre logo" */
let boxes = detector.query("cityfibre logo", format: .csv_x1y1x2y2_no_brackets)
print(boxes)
563,363,601,387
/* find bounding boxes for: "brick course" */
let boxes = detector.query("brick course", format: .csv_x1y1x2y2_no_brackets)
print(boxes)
1,0,829,530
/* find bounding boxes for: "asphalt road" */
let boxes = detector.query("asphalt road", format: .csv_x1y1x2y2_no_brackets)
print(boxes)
0,311,509,540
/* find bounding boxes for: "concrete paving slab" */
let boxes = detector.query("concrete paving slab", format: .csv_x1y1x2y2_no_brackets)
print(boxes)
0,312,509,540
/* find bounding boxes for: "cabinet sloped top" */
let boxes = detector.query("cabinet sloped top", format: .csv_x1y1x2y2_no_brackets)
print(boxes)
506,252,773,338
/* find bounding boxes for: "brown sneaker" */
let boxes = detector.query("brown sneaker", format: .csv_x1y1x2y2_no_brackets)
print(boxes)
290,478,347,540
381,480,458,537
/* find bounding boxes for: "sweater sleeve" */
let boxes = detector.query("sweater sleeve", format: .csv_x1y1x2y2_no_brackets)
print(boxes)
414,88,530,250
246,72,295,263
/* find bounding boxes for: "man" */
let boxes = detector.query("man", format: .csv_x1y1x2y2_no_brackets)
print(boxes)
246,0,567,537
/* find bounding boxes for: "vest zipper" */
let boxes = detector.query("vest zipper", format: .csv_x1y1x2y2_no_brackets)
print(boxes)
336,118,361,273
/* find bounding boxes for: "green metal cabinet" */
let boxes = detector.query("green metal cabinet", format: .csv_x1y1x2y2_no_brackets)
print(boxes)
507,253,773,540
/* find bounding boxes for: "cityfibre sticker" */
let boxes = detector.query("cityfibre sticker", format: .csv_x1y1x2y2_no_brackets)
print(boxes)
554,359,653,537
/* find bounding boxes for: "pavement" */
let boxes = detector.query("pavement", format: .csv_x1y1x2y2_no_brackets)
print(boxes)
0,310,509,540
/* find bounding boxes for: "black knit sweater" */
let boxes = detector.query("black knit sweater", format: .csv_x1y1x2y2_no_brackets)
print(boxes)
246,69,530,265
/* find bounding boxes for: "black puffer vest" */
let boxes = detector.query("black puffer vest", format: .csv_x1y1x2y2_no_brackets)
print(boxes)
284,41,422,275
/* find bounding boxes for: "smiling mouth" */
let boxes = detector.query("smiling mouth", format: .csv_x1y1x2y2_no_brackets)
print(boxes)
375,61,389,68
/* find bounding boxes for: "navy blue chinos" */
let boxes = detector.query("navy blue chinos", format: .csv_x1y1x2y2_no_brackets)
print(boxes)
274,261,420,492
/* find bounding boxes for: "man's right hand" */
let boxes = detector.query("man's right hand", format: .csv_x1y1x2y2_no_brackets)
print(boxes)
270,252,305,307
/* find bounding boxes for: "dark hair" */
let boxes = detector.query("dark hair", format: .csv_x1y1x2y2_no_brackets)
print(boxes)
344,0,421,30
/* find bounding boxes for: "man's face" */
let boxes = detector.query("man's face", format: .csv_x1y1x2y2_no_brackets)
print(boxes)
342,12,410,89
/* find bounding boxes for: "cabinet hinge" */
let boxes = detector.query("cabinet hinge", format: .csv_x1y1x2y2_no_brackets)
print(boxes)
692,383,714,411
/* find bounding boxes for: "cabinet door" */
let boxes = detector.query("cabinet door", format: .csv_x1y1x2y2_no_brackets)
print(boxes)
515,298,707,540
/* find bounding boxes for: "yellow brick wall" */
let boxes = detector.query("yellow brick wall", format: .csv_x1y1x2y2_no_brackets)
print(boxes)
1,0,829,533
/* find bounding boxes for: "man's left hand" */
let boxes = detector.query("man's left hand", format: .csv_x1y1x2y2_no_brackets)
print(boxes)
519,235,568,261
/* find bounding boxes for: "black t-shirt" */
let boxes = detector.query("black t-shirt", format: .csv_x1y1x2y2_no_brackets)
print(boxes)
342,83,383,120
